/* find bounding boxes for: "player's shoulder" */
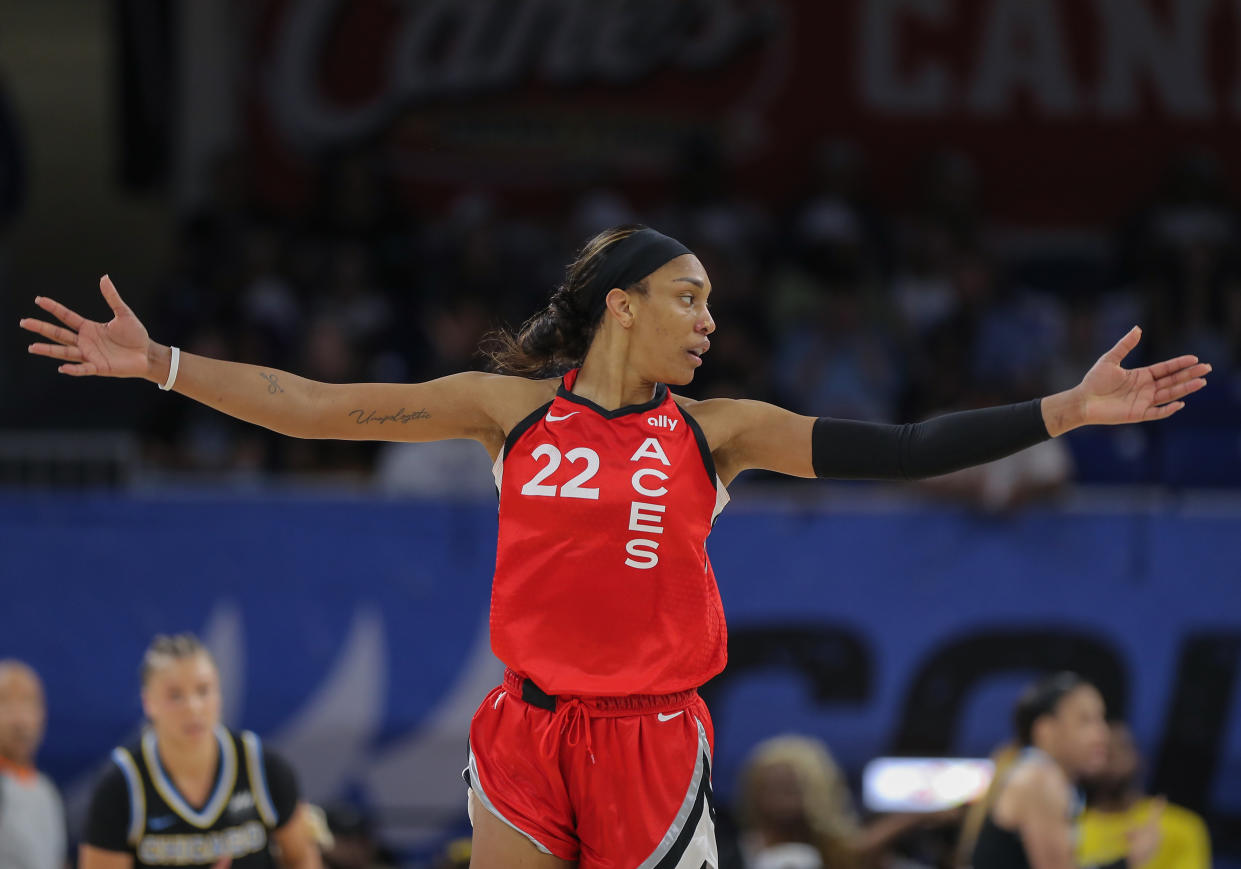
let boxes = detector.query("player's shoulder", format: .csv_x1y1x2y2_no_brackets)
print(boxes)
232,727,285,764
1006,755,1071,808
670,394,784,440
448,370,557,400
671,394,743,421
473,371,558,404
90,750,136,799
109,738,145,769
459,371,559,430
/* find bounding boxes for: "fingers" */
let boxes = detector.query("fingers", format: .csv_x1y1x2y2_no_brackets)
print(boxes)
55,361,98,376
19,316,77,346
99,274,131,316
1103,325,1142,364
1145,401,1185,421
1151,362,1210,405
1152,361,1211,387
27,342,85,361
1145,354,1201,380
33,295,86,331
1154,377,1208,405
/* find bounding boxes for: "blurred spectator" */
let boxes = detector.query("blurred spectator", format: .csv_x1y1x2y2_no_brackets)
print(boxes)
237,225,303,367
321,804,398,869
653,133,771,260
1121,149,1241,366
114,132,1241,486
0,660,66,869
314,244,393,371
772,284,904,422
733,735,958,869
890,220,959,340
180,147,256,288
1078,722,1210,869
310,148,412,288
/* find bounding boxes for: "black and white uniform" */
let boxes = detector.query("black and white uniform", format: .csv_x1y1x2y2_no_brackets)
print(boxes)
84,726,299,868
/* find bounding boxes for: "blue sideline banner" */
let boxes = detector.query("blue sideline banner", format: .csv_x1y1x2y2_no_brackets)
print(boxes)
1,491,1238,862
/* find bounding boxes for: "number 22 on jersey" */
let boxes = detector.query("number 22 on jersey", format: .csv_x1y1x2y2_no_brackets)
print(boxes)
518,437,671,569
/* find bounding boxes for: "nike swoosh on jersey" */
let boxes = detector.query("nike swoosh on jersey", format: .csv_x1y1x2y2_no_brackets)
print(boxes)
148,815,177,831
545,411,580,422
656,711,684,722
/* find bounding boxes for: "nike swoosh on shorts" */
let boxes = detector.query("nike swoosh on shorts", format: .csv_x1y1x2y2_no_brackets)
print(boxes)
656,711,684,722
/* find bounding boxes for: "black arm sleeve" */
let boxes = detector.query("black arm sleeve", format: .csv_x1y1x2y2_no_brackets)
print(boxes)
812,399,1050,480
83,763,136,853
262,749,301,828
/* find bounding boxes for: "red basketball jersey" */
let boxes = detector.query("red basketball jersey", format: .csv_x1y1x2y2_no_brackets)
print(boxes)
491,369,730,696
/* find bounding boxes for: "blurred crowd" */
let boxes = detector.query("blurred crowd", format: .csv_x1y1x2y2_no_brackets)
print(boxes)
139,139,1241,490
3,655,1211,869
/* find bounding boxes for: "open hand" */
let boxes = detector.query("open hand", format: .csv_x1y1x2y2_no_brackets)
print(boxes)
19,275,152,378
1078,327,1209,426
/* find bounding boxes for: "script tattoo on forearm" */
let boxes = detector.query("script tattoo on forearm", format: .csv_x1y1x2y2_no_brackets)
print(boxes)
348,408,432,425
259,372,285,395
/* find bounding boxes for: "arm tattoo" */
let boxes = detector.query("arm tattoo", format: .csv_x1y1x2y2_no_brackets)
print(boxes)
348,408,432,425
259,372,285,394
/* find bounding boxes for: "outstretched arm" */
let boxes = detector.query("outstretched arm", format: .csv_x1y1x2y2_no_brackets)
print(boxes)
20,276,514,451
708,327,1209,483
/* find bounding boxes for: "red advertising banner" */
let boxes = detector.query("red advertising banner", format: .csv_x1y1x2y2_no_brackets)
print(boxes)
243,0,1241,225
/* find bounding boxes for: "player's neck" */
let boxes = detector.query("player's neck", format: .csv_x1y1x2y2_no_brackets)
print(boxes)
157,733,220,782
575,347,657,410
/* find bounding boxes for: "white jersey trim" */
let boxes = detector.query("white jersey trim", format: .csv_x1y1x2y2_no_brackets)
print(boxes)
111,747,146,846
142,726,237,829
240,730,279,828
711,476,730,524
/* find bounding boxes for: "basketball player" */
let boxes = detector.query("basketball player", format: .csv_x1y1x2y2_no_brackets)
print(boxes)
79,635,321,869
22,226,1209,868
972,673,1160,869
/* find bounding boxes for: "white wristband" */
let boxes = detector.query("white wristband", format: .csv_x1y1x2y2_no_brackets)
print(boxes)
159,346,181,391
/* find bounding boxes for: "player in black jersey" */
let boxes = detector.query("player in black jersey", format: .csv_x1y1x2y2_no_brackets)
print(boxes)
972,673,1160,869
80,635,321,869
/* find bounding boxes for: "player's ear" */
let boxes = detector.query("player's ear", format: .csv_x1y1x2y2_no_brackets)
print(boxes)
605,288,635,327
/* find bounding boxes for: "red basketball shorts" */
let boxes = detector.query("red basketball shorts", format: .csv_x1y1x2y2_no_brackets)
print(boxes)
465,669,718,868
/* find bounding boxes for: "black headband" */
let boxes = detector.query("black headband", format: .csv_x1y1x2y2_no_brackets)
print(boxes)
585,228,693,323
